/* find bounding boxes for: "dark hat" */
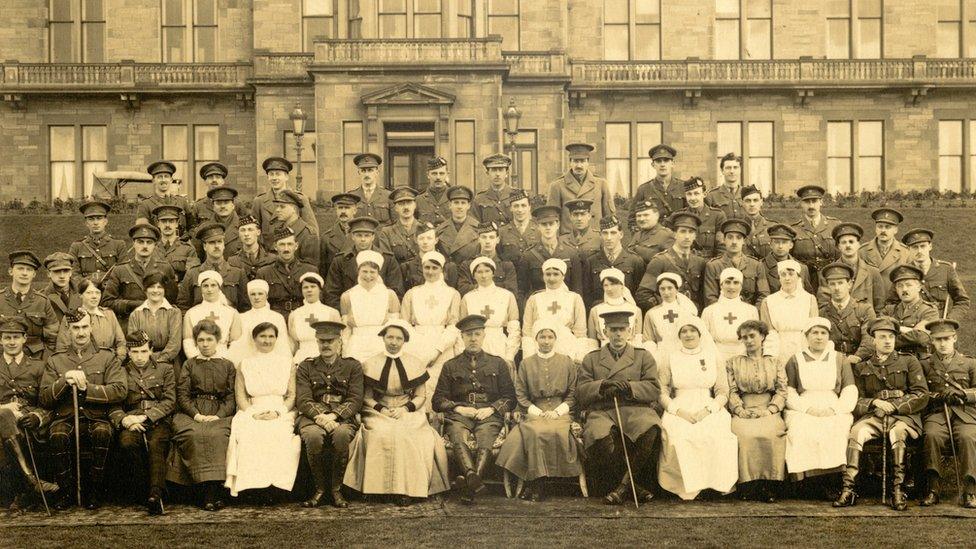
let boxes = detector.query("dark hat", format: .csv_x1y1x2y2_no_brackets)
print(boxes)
532,205,561,223
271,226,296,242
152,205,183,220
417,220,437,235
482,153,512,168
648,144,677,160
565,143,595,158
867,316,900,336
8,251,40,269
683,177,705,193
633,200,660,214
44,252,74,271
194,221,225,243
901,228,934,246
311,320,346,341
331,192,361,207
427,156,448,171
348,216,380,234
239,214,259,228
63,307,88,325
447,185,474,202
129,223,161,241
599,215,621,231
926,319,960,338
740,185,762,199
720,218,751,237
262,156,293,173
79,199,111,217
889,264,924,284
455,314,487,332
0,316,28,334
821,261,855,281
353,152,382,168
272,189,304,210
390,186,418,203
125,331,151,348
199,162,228,179
207,186,238,201
599,310,634,329
831,222,863,242
871,207,903,226
476,221,499,235
566,199,593,212
767,223,797,241
796,185,826,200
147,160,176,177
509,188,529,203
669,212,701,231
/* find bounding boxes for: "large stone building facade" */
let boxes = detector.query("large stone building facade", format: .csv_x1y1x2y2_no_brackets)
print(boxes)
2,0,976,204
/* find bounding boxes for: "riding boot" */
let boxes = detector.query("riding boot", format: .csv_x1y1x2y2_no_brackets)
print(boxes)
833,446,860,507
451,445,476,503
51,446,75,510
3,436,58,494
471,448,490,495
920,472,941,506
330,453,349,509
891,445,909,511
302,451,330,508
85,465,106,510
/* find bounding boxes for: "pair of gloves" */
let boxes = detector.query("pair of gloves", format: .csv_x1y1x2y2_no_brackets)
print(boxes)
600,379,631,399
934,385,967,406
17,413,41,431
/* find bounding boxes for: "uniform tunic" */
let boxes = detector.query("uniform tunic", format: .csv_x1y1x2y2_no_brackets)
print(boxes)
680,205,727,259
577,344,661,448
0,353,49,454
744,214,774,260
701,297,759,366
879,299,939,355
815,257,886,312
228,246,277,284
377,220,422,268
637,248,707,311
459,285,521,363
178,258,246,311
436,216,481,265
759,288,819,366
457,255,520,298
920,352,976,486
400,280,461,403
154,237,201,283
726,354,788,482
68,233,127,285
128,300,183,365
135,195,191,233
859,238,909,295
318,221,352,275
547,170,616,227
704,185,745,220
583,247,646,309
627,225,675,264
560,226,601,259
703,255,769,306
351,186,393,225
522,286,587,361
42,282,83,325
55,306,125,358
499,220,542,262
917,258,971,323
433,350,516,450
631,175,685,223
167,355,236,484
340,283,400,363
473,186,517,225
519,241,585,298
295,354,364,434
820,298,876,359
415,187,451,226
790,215,841,288
0,287,58,359
256,258,319,318
288,300,341,365
40,343,126,428
850,352,929,446
283,218,320,267
251,188,319,250
101,257,178,320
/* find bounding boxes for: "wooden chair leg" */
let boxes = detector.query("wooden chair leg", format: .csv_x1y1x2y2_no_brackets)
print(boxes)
578,470,589,498
516,477,524,498
503,470,513,498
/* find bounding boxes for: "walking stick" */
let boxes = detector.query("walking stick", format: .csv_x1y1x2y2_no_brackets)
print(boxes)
23,434,51,516
881,415,888,505
143,431,165,515
943,401,964,502
612,396,640,509
71,385,82,507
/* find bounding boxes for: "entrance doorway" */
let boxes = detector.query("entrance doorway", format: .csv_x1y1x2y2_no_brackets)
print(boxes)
384,122,435,192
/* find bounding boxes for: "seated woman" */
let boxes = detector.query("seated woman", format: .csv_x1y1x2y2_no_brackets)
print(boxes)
586,267,649,353
228,279,292,365
343,320,450,506
288,272,340,365
56,278,126,359
496,322,581,502
225,322,301,499
521,258,587,361
658,318,738,500
458,257,520,366
760,259,819,366
167,319,236,511
128,272,182,366
341,250,401,363
183,270,242,359
726,319,788,503
784,317,856,496
643,273,700,358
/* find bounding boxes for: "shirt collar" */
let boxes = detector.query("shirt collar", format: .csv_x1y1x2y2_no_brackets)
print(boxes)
3,352,24,365
134,298,173,312
86,306,106,318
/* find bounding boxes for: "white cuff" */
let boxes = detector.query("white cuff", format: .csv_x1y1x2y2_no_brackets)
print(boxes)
554,402,570,416
527,405,543,417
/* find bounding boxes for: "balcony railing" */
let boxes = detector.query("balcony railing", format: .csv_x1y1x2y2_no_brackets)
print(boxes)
252,52,314,81
503,50,570,80
0,61,252,91
312,37,505,70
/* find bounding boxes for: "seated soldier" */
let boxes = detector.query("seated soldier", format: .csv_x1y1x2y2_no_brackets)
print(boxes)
432,314,516,504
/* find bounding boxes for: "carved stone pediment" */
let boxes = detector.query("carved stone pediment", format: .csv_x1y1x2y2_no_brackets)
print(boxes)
360,83,455,107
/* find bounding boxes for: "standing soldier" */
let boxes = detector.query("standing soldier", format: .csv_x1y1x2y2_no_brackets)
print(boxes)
437,186,481,266
833,316,928,511
627,200,674,264
630,144,685,225
0,251,58,360
415,156,452,226
519,205,584,298
68,200,126,285
204,186,243,259
900,228,970,323
819,262,876,363
41,308,127,510
705,153,745,219
560,199,602,258
583,216,646,309
179,222,246,310
377,187,422,269
816,222,886,312
322,217,403,309
457,222,519,297
101,224,178,322
401,221,460,291
319,193,360,275
740,185,773,259
473,153,517,225
251,156,319,250
880,265,940,356
918,319,976,509
679,177,726,258
42,252,82,324
791,185,840,291
257,227,319,318
135,161,191,234
228,215,276,283
151,205,201,283
273,189,320,267
859,208,909,294
547,143,615,228
636,212,707,311
498,188,541,261
703,218,769,306
762,224,814,294
349,153,393,225
296,320,364,508
187,162,246,229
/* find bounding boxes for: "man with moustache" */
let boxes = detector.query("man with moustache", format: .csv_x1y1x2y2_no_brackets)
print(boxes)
547,143,615,227
859,208,909,294
473,154,517,225
415,156,452,226
68,200,127,285
790,185,841,291
251,157,319,250
350,153,393,225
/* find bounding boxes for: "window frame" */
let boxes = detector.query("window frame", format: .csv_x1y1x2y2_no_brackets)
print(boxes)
302,0,339,51
48,0,106,62
826,0,885,60
513,129,537,193
603,0,662,61
487,0,521,50
716,120,776,195
603,121,665,197
161,0,219,63
48,124,109,202
161,124,222,199
826,119,885,194
342,120,365,191
374,0,447,39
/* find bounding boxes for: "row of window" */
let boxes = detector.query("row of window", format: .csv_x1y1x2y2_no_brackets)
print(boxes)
47,0,976,63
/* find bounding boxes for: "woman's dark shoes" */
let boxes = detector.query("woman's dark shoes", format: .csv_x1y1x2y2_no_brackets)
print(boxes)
394,495,412,507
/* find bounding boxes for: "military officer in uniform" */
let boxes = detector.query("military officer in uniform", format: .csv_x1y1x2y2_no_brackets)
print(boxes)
519,205,585,298
626,200,674,264
630,144,685,226
187,162,246,230
547,143,616,227
319,193,360,275
703,218,769,306
816,222,886,312
679,177,726,258
437,185,481,266
135,161,191,234
41,308,127,509
322,217,404,309
68,200,127,285
151,205,201,283
415,156,452,226
458,222,520,297
577,310,661,504
179,222,246,310
859,207,909,294
42,252,82,325
899,228,970,323
251,156,319,250
101,224,178,322
918,319,976,508
705,153,745,219
636,212,707,311
204,185,243,259
791,185,840,291
296,319,364,508
584,216,646,309
834,316,928,511
377,187,423,269
350,153,393,225
740,185,774,259
762,223,813,294
0,251,58,360
819,262,876,362
473,153,517,225
273,189,320,267
401,221,460,291
432,314,516,504
256,227,319,318
497,188,540,261
880,265,939,356
560,199,602,258
228,215,276,283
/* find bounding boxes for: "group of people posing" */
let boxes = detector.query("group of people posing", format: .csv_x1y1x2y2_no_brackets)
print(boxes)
1,142,974,517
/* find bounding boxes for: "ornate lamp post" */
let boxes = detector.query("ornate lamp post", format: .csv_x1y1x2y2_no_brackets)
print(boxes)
289,103,308,193
503,97,522,188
